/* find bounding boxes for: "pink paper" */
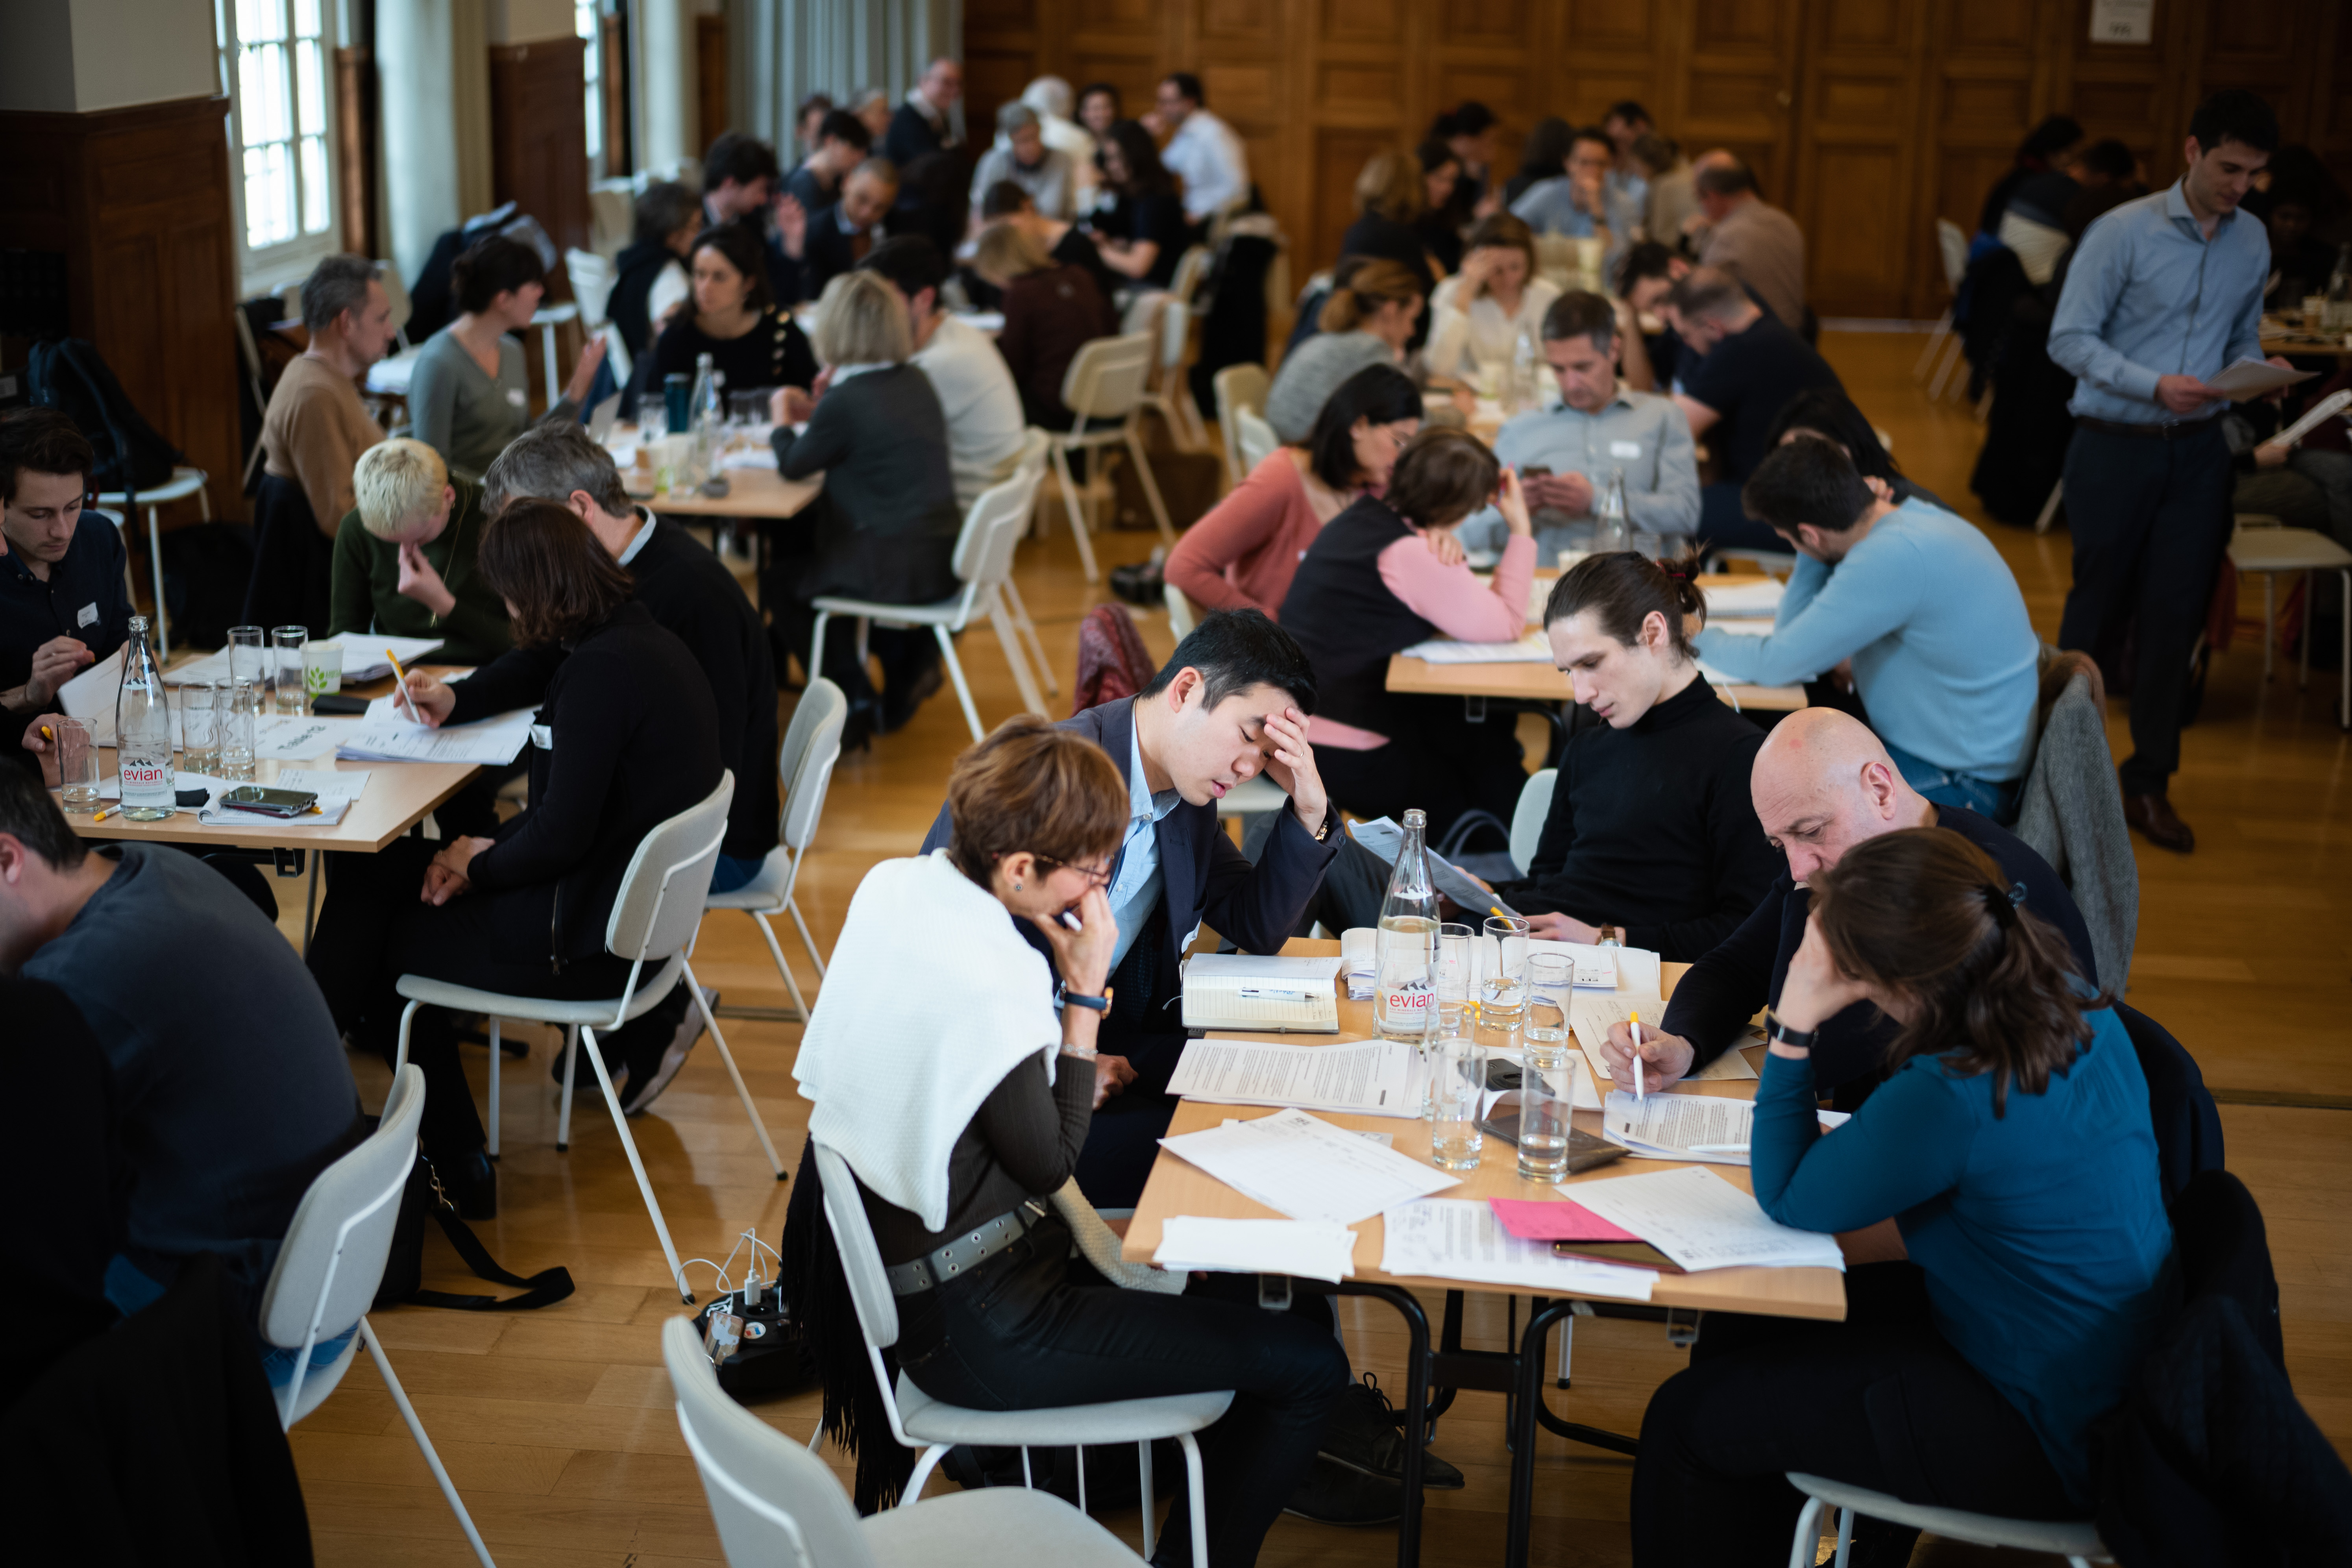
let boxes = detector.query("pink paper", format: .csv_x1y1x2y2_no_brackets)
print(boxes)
1488,1197,1640,1244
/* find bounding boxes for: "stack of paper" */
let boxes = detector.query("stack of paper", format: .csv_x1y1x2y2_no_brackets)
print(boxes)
1556,1166,1846,1272
1158,1108,1460,1224
1351,817,1515,915
1600,1092,1850,1167
1180,953,1342,1032
1167,1037,1420,1118
1339,927,1375,1000
1379,1199,1657,1300
253,715,368,761
1700,577,1786,621
337,706,536,766
1539,939,1660,995
1155,1217,1357,1282
194,767,371,827
1399,632,1554,664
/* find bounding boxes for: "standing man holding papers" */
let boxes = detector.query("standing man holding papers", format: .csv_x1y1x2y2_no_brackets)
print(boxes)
2047,89,2288,853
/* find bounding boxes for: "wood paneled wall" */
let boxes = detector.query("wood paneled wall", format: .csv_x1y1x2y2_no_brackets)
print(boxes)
965,0,2352,319
0,96,244,521
489,36,592,254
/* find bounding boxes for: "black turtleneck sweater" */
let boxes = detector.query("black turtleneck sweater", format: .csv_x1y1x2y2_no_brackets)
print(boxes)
1492,676,1780,960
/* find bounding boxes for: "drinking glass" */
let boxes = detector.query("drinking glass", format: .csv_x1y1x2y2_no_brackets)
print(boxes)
1434,921,1474,1011
303,640,341,702
55,718,101,810
272,627,308,714
1529,952,1572,1009
1517,1048,1581,1184
1524,986,1570,1071
228,625,266,711
222,680,258,780
179,681,220,775
1428,1034,1485,1172
1481,914,1532,1028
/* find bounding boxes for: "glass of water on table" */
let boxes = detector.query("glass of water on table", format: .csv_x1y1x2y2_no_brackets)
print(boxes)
55,718,102,810
1481,914,1532,1030
180,680,220,775
1428,1031,1485,1171
222,680,258,780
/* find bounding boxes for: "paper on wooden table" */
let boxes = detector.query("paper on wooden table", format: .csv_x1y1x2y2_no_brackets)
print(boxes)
1556,1165,1845,1272
1157,1107,1459,1225
1155,1217,1357,1281
1380,1198,1657,1299
1168,1037,1420,1117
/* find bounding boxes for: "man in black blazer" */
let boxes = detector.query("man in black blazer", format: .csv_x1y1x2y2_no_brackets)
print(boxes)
921,611,1342,1203
801,160,904,300
882,57,963,169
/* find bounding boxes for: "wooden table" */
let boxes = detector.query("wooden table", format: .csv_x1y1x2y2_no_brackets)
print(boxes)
2262,325,2352,366
1123,940,1846,1568
611,424,823,520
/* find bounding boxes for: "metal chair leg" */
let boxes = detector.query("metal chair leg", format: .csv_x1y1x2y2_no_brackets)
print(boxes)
557,1025,579,1151
1050,441,1102,581
936,623,984,741
394,998,422,1072
486,1017,500,1159
579,1023,694,1302
1787,1494,1827,1568
998,577,1058,694
786,893,828,980
745,910,812,1020
1138,1439,1156,1558
683,960,785,1178
1124,424,1177,547
362,1320,498,1567
988,593,1048,717
809,610,831,693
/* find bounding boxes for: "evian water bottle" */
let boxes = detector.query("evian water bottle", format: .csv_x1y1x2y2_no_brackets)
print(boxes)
116,615,175,821
1375,808,1439,1044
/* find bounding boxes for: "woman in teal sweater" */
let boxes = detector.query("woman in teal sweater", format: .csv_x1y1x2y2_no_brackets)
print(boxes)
1632,828,2173,1564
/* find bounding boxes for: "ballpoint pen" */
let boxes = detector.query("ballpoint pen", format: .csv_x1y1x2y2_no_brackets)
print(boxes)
1632,1010,1646,1100
383,646,426,724
91,805,120,822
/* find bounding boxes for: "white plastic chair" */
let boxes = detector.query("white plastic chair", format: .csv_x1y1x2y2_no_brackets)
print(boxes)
1785,1472,2109,1568
1048,332,1176,581
566,247,616,326
662,1317,1146,1568
989,434,1058,699
1916,219,1971,397
1212,362,1270,488
1509,767,1557,876
96,466,209,659
259,1066,496,1566
1165,582,1199,640
1139,247,1213,450
811,1143,1230,1561
706,679,848,1023
812,433,1055,740
2228,519,2352,728
1235,407,1281,478
2034,477,2065,536
394,773,784,1302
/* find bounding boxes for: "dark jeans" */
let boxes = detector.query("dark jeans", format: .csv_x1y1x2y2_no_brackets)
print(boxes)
1697,480,1788,555
2056,422,2234,797
1633,1262,2076,1566
895,1216,1350,1568
305,838,685,1153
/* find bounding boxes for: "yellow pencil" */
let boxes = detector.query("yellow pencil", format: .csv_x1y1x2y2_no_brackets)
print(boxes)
40,725,54,747
384,647,423,723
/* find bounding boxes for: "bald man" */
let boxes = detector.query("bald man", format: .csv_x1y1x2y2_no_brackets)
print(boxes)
1601,709,2096,1102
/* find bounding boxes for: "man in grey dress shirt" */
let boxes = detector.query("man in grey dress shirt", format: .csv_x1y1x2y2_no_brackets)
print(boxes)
2048,89,2287,853
1459,291,1699,562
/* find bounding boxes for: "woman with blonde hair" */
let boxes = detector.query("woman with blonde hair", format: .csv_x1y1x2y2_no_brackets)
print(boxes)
790,715,1349,1554
766,270,961,738
1424,212,1561,382
1339,149,1441,299
975,219,1116,427
1262,257,1426,442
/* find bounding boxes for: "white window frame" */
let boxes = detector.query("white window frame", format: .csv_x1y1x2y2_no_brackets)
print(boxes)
578,0,606,180
217,0,344,296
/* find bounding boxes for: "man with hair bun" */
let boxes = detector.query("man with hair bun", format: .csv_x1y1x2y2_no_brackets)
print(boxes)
329,437,508,663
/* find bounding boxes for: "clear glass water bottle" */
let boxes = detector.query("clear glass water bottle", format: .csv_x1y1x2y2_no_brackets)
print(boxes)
116,615,176,821
688,352,722,486
1507,327,1540,414
1594,464,1631,555
1375,809,1440,1045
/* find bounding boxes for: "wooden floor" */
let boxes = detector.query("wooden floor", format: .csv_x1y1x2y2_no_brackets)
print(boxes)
292,331,2352,1565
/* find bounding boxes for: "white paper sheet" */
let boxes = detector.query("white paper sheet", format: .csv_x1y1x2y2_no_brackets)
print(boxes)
1168,1037,1420,1117
1158,1108,1459,1225
336,706,535,766
1603,1090,1758,1166
58,645,128,734
1350,817,1518,917
2202,357,2317,399
1183,952,1346,996
1699,577,1786,620
253,715,370,761
1555,1165,1846,1272
1570,992,1668,1065
1379,1198,1657,1300
1155,1217,1357,1282
274,768,370,801
1399,632,1554,664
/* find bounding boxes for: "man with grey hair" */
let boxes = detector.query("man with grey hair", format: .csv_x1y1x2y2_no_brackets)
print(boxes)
396,422,780,1113
1694,156,1806,331
1021,74,1098,203
971,100,1080,219
248,253,395,631
885,56,963,168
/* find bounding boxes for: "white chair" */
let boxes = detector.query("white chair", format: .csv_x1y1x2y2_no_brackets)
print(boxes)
1212,362,1270,488
259,1065,496,1566
1509,767,1557,876
1784,1472,2109,1568
1165,581,1199,640
2228,520,2352,728
566,247,616,327
992,434,1060,700
2034,477,2065,536
96,466,209,660
810,1143,1229,1561
1917,218,1970,398
706,679,849,1023
1141,247,1214,450
813,433,1054,741
394,773,785,1301
1235,407,1281,477
1048,332,1176,581
662,1317,1146,1568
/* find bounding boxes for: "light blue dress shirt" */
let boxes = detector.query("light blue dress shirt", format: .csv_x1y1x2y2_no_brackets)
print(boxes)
2048,180,2269,425
1509,176,1642,282
1692,499,2041,783
1106,718,1183,973
1457,386,1700,560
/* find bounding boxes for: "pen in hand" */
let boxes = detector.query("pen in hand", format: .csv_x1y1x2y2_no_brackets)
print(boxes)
1631,1010,1646,1100
384,647,423,724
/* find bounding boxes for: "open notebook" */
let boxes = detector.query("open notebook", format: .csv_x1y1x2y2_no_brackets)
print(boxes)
1180,953,1342,1033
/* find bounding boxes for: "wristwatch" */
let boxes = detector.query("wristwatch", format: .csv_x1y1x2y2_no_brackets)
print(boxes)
1762,1008,1818,1050
1594,924,1622,947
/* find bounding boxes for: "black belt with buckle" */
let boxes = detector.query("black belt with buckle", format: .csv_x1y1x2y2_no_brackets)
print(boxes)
885,1201,1047,1296
2078,416,2215,441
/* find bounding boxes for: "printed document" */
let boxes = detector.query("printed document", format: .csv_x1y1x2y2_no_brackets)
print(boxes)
338,705,535,766
1155,1218,1357,1282
1380,1199,1656,1300
1351,816,1516,917
1399,632,1553,664
1553,1165,1846,1272
1158,1108,1459,1225
1167,1037,1419,1117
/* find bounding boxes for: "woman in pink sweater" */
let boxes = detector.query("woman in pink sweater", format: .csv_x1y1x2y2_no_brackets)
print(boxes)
1166,364,1437,619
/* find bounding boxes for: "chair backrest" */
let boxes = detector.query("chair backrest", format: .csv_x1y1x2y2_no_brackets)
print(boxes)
1509,767,1557,875
664,1315,878,1568
950,432,1052,592
1533,233,1577,287
811,1142,901,1354
567,247,616,326
1213,362,1270,482
1119,288,1167,339
606,771,736,962
1936,218,1969,292
1060,331,1157,421
1236,406,1282,474
1165,581,1198,640
1168,244,1213,308
257,1065,425,1421
779,679,848,854
588,180,636,258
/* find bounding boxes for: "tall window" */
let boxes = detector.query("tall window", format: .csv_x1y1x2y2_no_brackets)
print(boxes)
578,1,604,177
217,0,339,285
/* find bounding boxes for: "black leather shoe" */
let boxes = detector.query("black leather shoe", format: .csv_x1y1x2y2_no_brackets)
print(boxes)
2123,790,2195,853
432,1147,497,1221
1282,1453,1403,1525
1316,1374,1466,1489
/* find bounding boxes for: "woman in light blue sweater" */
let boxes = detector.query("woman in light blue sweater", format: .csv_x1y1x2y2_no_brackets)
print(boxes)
408,235,606,479
1632,828,2173,1564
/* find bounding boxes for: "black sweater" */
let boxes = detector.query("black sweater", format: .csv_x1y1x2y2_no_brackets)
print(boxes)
773,364,962,606
451,518,778,863
634,304,818,417
1660,805,2101,1094
470,601,722,962
859,1053,1097,1265
1493,677,1781,960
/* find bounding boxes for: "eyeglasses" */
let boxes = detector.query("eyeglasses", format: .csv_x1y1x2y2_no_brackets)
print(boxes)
1034,855,1115,889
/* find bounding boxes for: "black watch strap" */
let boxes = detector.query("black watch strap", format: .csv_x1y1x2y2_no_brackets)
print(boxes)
1763,1008,1817,1050
1060,984,1111,1013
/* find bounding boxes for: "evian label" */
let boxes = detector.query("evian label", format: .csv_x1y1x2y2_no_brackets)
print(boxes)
1382,987,1431,1015
119,754,173,807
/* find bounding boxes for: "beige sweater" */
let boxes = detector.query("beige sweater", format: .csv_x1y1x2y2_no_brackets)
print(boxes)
262,355,383,534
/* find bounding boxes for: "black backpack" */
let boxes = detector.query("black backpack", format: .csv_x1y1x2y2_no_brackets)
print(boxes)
26,337,182,501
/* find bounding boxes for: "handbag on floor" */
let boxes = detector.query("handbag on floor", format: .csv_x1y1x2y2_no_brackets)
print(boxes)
373,1152,574,1311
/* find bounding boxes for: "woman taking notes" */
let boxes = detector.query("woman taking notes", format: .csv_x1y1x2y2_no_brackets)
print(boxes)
794,717,1346,1566
1634,830,2173,1563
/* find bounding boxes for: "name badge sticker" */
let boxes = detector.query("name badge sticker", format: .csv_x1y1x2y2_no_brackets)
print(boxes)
506,386,528,409
1609,441,1642,459
530,723,554,751
77,601,99,627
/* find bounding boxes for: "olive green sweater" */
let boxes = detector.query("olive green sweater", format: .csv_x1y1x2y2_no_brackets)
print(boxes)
326,475,512,664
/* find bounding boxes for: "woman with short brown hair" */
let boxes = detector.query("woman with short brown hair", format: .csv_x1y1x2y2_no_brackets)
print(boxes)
1425,212,1560,382
1634,828,2173,1562
793,714,1350,1564
306,497,725,1214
